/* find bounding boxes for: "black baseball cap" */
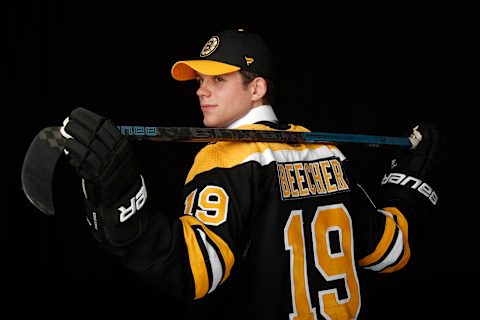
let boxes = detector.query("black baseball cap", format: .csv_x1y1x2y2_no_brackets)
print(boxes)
171,29,274,81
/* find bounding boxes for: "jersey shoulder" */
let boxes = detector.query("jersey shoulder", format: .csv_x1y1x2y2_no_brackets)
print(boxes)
184,123,346,184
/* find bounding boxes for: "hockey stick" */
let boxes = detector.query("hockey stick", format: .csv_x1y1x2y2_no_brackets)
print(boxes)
21,125,411,216
117,126,412,147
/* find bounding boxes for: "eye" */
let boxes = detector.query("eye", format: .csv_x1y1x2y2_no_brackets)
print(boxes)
214,76,224,82
195,77,203,85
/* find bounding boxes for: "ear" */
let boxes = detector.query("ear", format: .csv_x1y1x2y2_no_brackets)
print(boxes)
250,77,268,102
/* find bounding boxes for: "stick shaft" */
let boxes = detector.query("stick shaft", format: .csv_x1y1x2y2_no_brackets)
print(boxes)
117,126,411,148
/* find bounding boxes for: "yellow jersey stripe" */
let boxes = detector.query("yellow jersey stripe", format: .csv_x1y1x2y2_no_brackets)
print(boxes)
379,207,410,273
180,215,235,299
358,210,398,267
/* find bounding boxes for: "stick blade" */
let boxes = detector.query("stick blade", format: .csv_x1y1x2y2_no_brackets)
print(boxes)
21,126,64,216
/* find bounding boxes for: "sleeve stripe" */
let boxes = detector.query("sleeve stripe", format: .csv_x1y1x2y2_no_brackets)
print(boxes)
196,228,224,294
379,207,411,273
358,210,398,266
180,215,235,299
181,219,210,299
191,228,214,293
358,207,411,272
362,228,403,271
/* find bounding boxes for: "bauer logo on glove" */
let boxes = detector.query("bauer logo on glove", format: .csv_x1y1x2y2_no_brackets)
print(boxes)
118,176,147,222
381,172,438,205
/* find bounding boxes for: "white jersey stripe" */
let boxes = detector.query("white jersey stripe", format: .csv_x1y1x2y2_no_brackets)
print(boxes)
197,229,223,293
242,145,346,166
363,209,404,271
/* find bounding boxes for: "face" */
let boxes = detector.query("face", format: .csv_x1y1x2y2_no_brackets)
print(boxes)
195,71,256,128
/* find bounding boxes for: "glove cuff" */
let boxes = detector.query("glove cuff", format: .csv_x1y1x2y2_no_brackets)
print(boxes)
84,175,151,246
381,172,438,207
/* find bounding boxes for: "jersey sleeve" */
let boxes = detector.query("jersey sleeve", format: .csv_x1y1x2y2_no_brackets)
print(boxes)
176,137,282,299
103,139,261,300
353,183,411,273
343,159,412,273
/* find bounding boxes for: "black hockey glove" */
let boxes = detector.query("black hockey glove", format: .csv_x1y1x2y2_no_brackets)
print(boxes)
60,107,149,246
380,123,449,218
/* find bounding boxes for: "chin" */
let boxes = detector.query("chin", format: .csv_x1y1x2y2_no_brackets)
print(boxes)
203,118,226,128
203,120,216,128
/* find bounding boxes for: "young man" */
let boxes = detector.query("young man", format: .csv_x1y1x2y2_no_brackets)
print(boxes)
60,29,447,319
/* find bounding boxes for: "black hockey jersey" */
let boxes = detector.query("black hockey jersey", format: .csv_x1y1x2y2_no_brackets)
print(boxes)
119,123,411,319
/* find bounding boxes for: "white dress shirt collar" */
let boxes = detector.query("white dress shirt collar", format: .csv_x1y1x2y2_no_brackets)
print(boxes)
227,105,278,129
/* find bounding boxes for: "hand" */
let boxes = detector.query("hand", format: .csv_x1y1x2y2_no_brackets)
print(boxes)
380,123,449,213
60,107,150,246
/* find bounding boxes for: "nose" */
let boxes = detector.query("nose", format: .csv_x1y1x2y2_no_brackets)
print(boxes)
197,78,211,97
196,80,211,97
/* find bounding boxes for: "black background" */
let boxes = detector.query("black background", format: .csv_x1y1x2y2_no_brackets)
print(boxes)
2,1,476,318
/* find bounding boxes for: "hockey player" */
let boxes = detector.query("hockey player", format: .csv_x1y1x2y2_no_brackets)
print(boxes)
59,29,448,319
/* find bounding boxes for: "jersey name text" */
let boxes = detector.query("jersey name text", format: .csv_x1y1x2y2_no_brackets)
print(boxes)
276,157,349,200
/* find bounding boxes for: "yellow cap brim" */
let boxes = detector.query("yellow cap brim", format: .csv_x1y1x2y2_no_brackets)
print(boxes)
171,60,241,81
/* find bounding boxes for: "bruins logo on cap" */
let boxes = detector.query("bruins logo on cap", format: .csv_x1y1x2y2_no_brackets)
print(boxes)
200,36,219,57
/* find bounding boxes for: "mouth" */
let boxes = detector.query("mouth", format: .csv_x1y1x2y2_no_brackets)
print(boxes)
201,104,216,111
